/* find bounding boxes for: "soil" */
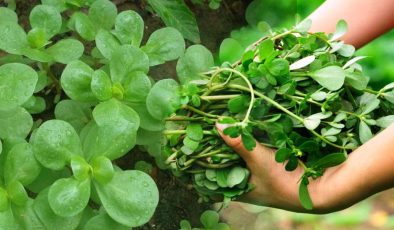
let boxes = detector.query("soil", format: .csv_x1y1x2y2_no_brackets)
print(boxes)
5,0,251,229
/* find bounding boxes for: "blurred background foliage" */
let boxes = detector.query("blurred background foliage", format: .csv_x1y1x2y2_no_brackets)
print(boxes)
218,0,394,229
220,0,394,88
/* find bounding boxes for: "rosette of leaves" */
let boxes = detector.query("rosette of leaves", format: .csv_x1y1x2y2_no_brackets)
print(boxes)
0,1,187,228
158,20,394,209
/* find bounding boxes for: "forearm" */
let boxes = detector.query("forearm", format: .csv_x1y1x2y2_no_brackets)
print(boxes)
306,0,394,48
312,123,394,212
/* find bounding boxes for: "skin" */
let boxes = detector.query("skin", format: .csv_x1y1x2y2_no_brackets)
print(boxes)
217,0,394,213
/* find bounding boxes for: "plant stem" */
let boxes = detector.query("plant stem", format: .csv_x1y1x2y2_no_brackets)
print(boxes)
163,130,215,135
195,160,238,169
200,94,241,101
216,68,255,124
183,105,219,118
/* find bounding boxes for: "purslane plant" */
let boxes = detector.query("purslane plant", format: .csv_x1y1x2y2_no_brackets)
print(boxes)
0,0,188,228
159,20,394,209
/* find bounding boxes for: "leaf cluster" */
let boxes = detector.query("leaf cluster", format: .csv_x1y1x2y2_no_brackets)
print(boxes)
161,20,394,209
0,0,190,228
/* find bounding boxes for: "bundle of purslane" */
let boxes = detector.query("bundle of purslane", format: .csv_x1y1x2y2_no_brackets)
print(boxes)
162,20,394,209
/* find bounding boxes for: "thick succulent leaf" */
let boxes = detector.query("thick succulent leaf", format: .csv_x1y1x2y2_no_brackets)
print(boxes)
83,99,140,161
0,63,38,110
176,45,214,84
146,0,200,43
4,142,41,186
61,60,97,102
146,79,181,120
48,178,91,217
94,170,159,227
113,10,144,46
110,45,149,83
0,107,33,139
32,120,83,170
46,38,84,64
33,189,82,230
142,27,185,66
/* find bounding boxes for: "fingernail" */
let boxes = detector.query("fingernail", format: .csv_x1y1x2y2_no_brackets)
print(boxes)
216,123,229,131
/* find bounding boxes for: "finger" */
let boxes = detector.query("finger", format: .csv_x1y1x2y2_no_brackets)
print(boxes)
216,123,275,166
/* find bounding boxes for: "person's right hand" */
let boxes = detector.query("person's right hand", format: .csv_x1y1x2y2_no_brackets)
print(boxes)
216,123,394,213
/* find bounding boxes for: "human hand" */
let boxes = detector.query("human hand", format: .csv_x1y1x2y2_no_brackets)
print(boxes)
215,123,372,213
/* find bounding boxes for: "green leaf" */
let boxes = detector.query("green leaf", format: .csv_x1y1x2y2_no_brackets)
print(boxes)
258,39,274,61
275,148,292,163
61,60,97,102
48,177,90,217
6,180,28,206
46,38,84,64
345,71,369,90
91,156,114,184
71,155,90,181
227,167,246,188
228,95,249,113
94,170,159,227
338,44,355,57
27,27,49,49
359,121,373,144
42,0,67,12
376,115,394,128
91,70,113,101
130,102,164,131
0,7,18,24
267,58,289,76
289,55,315,70
359,93,380,115
200,210,219,228
88,0,117,30
0,63,38,110
183,137,199,152
29,5,62,39
54,100,92,133
4,142,41,186
241,131,256,151
285,156,298,171
72,12,97,41
219,38,243,63
84,213,129,230
142,27,185,66
146,79,181,120
22,47,53,62
84,99,140,160
33,120,82,170
295,19,312,33
95,29,120,60
0,107,33,139
331,19,348,41
34,189,82,230
223,126,241,138
310,66,346,91
123,71,152,104
0,21,28,54
215,168,230,187
176,45,214,84
0,207,20,229
311,152,347,169
299,178,313,210
0,188,9,212
186,123,204,141
110,45,149,83
113,10,144,46
146,0,200,43
22,96,46,114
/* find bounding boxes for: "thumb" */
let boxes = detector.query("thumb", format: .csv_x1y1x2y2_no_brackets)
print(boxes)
216,123,275,165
